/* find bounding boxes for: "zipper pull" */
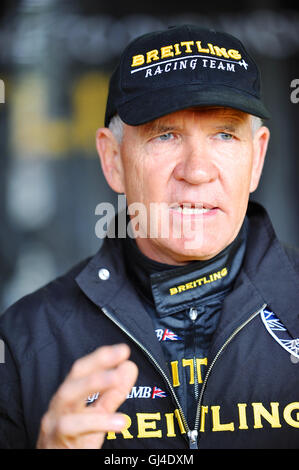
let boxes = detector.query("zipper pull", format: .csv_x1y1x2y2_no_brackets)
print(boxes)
189,307,198,322
187,429,198,449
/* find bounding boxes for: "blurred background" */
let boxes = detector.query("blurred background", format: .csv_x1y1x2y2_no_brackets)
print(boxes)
0,0,298,311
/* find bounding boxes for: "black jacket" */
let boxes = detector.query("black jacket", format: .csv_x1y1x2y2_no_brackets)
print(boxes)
0,202,299,449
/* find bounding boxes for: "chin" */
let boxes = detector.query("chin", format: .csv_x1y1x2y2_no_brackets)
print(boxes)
164,214,234,261
163,237,228,263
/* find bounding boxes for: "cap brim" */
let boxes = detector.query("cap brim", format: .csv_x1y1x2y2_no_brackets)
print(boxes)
117,84,270,125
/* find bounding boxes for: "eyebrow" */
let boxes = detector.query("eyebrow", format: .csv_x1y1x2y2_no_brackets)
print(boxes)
212,113,249,131
139,122,179,137
213,124,239,132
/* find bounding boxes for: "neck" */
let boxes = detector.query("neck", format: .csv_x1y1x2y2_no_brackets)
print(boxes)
123,218,248,310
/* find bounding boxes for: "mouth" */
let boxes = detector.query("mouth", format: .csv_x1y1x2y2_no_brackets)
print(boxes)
169,202,218,216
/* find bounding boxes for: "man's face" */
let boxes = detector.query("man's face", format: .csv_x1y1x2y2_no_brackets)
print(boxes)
104,107,269,265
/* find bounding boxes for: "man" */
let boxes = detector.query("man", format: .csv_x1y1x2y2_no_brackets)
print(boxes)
0,24,299,450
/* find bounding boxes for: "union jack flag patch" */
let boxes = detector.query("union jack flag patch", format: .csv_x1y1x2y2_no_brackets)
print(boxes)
155,328,182,342
151,386,167,398
261,307,299,359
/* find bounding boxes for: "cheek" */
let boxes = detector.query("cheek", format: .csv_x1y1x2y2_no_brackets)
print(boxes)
122,157,152,205
221,146,253,193
125,160,170,205
215,152,253,230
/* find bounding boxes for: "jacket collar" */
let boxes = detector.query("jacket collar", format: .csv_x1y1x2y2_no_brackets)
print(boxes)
242,202,299,338
75,235,172,381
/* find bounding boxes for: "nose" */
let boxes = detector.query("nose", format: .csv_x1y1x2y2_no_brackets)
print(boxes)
173,137,218,185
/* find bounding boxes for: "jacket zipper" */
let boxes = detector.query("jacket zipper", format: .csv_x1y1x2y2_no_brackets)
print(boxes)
193,303,267,448
189,307,199,402
101,303,266,449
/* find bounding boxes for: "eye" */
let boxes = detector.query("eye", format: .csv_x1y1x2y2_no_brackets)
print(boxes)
157,133,174,141
216,132,234,141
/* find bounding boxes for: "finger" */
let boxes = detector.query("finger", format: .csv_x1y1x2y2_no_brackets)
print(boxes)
51,365,127,412
54,412,126,437
93,360,138,414
67,344,131,380
49,344,131,412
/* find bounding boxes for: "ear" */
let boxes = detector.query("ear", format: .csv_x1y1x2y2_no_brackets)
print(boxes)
95,127,125,194
249,125,270,193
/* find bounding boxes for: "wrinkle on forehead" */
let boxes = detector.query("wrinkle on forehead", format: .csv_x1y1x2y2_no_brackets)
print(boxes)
133,107,250,138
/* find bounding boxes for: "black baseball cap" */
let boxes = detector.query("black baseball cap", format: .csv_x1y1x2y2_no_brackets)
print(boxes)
105,24,270,127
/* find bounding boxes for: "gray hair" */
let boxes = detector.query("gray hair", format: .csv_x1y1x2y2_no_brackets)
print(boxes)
251,115,263,134
109,115,124,144
108,113,263,144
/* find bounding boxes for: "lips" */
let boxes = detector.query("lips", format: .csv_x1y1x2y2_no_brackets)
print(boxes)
169,201,217,215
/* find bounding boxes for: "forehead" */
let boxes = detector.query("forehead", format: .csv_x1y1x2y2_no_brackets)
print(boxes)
136,107,250,134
